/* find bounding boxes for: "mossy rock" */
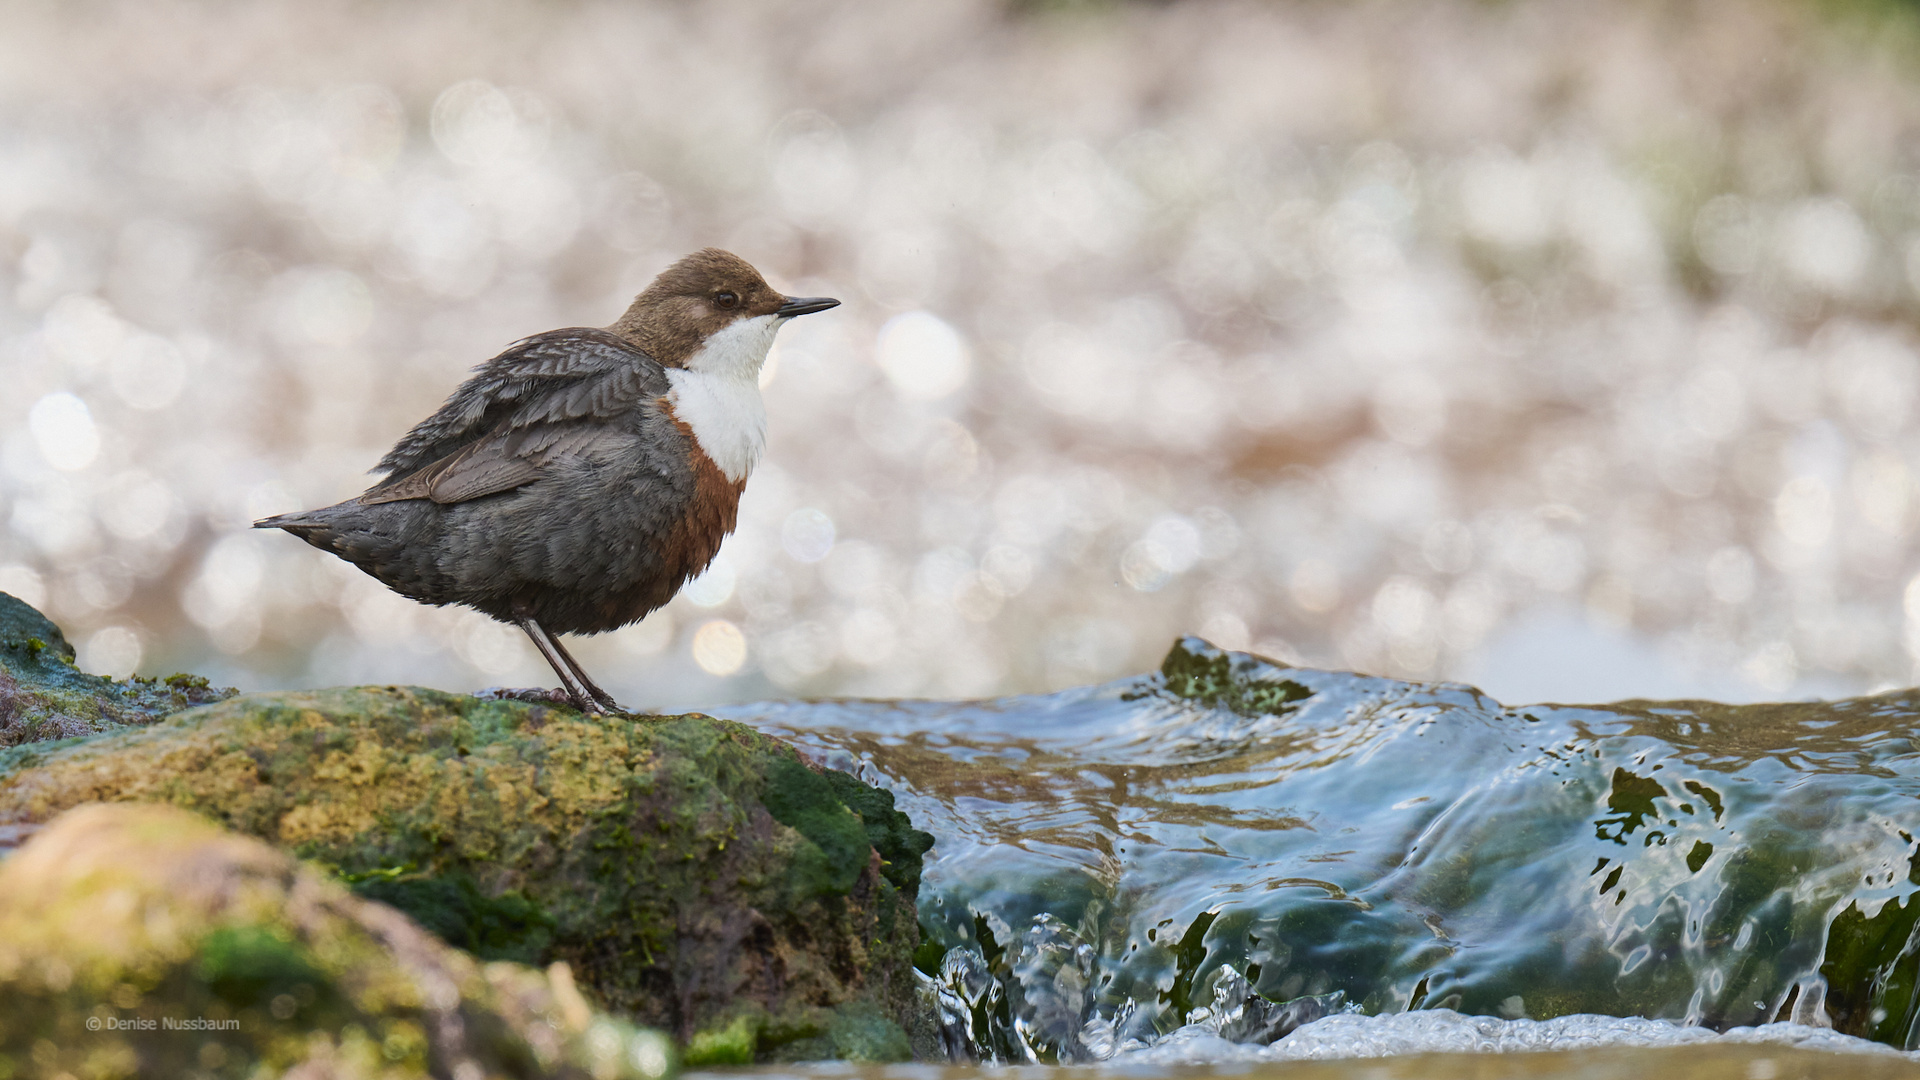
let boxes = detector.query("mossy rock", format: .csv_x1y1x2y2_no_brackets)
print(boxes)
0,591,235,746
1133,636,1314,716
0,801,672,1079
0,685,936,1060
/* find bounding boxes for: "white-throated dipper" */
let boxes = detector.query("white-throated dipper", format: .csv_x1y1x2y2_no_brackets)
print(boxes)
255,248,839,714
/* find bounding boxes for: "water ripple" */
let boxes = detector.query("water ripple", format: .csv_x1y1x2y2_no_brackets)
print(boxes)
718,638,1920,1060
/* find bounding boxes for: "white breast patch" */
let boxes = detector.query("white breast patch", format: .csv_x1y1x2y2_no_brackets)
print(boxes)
664,314,780,483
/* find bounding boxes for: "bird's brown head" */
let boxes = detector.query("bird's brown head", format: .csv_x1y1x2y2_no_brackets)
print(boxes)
608,248,837,367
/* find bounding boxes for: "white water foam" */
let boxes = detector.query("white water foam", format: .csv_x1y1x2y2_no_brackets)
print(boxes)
1111,1009,1914,1065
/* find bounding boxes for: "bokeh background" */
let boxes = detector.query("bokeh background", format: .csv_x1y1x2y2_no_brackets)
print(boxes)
5,0,1920,708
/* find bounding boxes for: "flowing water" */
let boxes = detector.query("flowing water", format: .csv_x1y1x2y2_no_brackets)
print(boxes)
710,638,1920,1075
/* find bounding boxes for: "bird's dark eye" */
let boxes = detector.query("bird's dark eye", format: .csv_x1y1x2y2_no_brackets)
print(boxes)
714,291,739,309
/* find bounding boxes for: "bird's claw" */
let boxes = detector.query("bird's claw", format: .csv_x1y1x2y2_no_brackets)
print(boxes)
477,685,625,716
475,686,575,707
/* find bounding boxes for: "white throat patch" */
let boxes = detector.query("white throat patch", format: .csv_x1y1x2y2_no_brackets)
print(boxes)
664,314,782,484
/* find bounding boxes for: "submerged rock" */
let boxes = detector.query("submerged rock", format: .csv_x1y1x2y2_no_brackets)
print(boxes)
0,591,233,746
0,801,671,1079
0,683,935,1063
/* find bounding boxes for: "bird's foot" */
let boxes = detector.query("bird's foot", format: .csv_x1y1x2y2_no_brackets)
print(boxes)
569,690,612,717
475,685,624,716
475,686,576,707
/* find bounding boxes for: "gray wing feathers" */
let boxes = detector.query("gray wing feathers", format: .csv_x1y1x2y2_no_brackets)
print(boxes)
375,329,669,477
424,453,543,505
422,425,627,505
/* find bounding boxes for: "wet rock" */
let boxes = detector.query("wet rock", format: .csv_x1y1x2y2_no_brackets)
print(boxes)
1140,636,1314,716
0,591,234,746
0,681,935,1063
0,801,672,1079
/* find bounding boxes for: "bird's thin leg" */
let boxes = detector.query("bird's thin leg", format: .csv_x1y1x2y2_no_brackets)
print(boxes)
514,615,604,715
546,633,622,712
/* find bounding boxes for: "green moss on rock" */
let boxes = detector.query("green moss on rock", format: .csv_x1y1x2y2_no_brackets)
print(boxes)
0,683,935,1059
821,768,937,894
0,802,672,1080
680,999,914,1067
826,999,915,1062
349,871,555,964
0,591,235,746
684,1013,759,1067
761,755,875,898
1138,636,1314,716
0,589,72,658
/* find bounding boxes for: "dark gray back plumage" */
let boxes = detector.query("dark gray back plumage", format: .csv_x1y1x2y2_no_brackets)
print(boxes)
375,327,670,480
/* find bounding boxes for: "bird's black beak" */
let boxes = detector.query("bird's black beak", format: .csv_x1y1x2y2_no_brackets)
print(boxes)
776,296,840,318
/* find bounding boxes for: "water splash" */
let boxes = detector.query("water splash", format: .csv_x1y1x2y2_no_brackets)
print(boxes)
719,638,1920,1060
1118,1008,1912,1065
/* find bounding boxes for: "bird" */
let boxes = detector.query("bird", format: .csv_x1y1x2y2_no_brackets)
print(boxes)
255,248,839,715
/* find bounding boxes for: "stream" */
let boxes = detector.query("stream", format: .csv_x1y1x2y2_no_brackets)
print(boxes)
708,638,1920,1076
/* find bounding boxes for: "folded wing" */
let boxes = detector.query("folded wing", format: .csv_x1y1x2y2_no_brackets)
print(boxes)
362,328,669,507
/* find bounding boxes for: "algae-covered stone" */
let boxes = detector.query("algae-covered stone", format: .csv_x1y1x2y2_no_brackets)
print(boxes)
0,802,672,1079
0,591,234,746
0,685,935,1061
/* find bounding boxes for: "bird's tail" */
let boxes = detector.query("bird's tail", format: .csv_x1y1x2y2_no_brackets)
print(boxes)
252,504,368,545
253,499,424,566
252,510,328,534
